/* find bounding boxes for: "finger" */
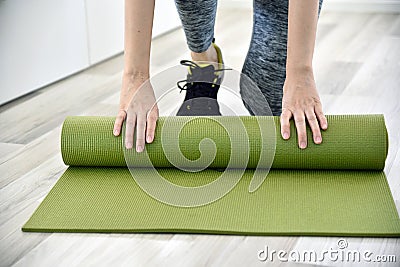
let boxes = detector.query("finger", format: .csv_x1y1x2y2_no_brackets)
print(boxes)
293,111,307,149
280,108,292,140
135,113,147,152
146,106,159,143
305,108,322,144
113,110,126,136
315,102,328,130
125,113,136,149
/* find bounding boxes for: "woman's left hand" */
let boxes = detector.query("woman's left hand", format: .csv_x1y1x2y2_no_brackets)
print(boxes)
280,67,328,149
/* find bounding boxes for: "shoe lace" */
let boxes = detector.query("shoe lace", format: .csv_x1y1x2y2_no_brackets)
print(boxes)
176,60,231,95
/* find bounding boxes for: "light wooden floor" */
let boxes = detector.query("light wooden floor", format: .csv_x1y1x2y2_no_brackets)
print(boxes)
1,7,399,267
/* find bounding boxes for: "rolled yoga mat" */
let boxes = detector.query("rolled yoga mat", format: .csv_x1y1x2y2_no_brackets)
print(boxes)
22,115,400,236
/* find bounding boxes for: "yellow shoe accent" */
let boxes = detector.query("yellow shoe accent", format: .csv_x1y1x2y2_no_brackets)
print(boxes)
212,41,224,66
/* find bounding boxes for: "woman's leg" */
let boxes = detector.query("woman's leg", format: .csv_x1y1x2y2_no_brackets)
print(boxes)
174,0,223,116
241,0,323,116
174,0,218,60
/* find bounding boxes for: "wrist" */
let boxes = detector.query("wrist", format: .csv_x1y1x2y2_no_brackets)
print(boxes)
284,64,316,94
286,64,313,77
123,69,149,83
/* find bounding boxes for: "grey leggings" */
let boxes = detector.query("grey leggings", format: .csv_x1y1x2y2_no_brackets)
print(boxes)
174,0,323,116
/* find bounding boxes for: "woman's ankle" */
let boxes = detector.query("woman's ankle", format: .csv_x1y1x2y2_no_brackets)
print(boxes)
191,44,218,64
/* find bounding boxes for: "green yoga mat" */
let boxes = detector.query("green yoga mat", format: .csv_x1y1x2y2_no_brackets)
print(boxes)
22,115,400,236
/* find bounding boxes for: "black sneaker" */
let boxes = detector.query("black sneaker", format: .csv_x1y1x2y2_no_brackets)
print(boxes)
176,41,228,116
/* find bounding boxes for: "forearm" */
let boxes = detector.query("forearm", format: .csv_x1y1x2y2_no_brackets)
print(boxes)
114,1,157,142
123,0,155,77
281,0,327,148
286,0,319,75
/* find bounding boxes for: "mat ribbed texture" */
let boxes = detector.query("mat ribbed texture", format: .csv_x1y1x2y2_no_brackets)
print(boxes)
61,115,388,170
22,115,400,236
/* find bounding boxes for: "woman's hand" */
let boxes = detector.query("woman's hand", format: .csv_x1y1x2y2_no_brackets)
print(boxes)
113,72,159,152
280,67,327,149
282,0,326,149
115,0,156,152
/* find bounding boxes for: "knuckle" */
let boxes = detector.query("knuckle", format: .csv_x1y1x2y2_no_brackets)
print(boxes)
295,117,305,124
148,113,158,121
294,103,303,110
313,97,322,105
137,121,146,128
304,99,313,106
312,128,321,135
126,119,135,126
281,114,290,122
135,133,144,141
147,129,155,136
147,126,155,133
283,105,294,112
135,134,144,141
281,120,290,127
308,116,317,122
315,104,322,111
136,121,145,130
125,130,133,138
299,134,307,141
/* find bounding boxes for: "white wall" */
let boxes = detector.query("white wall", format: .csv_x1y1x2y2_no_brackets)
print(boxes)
84,0,125,65
0,0,89,105
0,0,181,105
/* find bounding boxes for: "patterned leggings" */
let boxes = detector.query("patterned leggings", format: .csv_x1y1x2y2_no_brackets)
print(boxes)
174,0,323,115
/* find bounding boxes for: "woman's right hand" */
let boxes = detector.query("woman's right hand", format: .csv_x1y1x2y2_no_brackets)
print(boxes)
113,72,159,152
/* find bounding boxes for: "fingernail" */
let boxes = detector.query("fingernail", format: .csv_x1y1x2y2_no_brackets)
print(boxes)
126,142,132,149
315,136,322,144
114,129,119,136
322,123,327,129
283,132,289,140
146,135,153,143
300,142,307,149
136,145,143,153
